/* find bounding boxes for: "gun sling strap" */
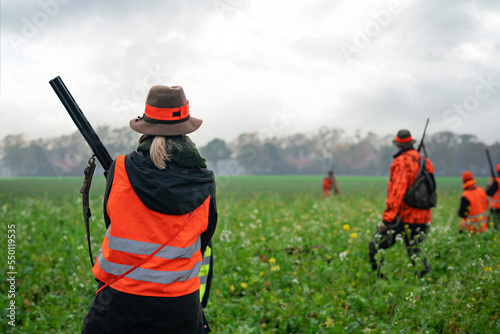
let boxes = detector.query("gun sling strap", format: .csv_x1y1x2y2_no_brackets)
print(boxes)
80,156,97,267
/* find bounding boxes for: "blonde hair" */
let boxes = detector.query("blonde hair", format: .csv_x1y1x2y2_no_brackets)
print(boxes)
150,136,183,170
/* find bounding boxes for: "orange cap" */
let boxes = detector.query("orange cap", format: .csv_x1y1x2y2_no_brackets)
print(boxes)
462,171,474,183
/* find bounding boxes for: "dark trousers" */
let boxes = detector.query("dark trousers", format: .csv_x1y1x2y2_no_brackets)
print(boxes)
369,222,430,277
82,282,203,334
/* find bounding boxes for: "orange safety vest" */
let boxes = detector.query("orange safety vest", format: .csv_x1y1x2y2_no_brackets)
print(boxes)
322,177,332,196
460,185,488,233
490,177,500,209
93,155,210,297
322,177,332,190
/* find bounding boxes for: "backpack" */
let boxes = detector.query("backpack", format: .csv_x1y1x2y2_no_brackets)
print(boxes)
403,154,437,209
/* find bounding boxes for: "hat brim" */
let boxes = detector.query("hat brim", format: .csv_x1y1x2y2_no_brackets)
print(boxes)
392,139,416,147
129,116,203,136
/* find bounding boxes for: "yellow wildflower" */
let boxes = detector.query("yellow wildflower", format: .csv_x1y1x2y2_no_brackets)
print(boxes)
343,224,350,231
351,233,358,239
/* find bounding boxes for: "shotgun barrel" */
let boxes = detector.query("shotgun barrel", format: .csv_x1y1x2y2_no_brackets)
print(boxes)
49,76,113,171
417,118,429,156
486,149,495,178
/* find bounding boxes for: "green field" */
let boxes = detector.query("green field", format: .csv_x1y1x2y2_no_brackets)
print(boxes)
1,176,499,333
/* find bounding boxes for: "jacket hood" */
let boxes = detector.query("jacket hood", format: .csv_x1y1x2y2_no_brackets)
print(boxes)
124,152,215,215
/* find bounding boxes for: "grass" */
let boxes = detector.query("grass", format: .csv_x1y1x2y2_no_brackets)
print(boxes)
0,175,499,333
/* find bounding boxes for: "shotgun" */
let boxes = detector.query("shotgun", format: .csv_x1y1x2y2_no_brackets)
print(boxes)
49,76,113,267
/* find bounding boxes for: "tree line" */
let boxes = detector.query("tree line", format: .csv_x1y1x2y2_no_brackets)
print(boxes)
1,126,499,177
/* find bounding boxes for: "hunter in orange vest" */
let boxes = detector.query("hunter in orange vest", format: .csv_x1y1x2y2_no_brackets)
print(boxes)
82,85,217,334
369,129,433,279
458,171,488,233
322,170,340,197
486,163,500,230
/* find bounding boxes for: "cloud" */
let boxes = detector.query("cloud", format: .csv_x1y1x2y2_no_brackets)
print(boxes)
1,0,499,147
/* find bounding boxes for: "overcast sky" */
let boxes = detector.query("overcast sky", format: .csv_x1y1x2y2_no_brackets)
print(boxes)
1,0,500,146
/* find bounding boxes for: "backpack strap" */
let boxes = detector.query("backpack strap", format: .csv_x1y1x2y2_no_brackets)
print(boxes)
403,152,425,174
420,154,426,172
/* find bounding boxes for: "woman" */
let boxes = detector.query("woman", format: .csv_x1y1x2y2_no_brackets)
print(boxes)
82,85,217,333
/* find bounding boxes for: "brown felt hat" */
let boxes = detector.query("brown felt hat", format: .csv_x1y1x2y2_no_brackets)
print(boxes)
129,85,202,136
392,129,416,147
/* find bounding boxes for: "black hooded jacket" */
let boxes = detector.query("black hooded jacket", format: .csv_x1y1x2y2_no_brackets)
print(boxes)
103,151,217,254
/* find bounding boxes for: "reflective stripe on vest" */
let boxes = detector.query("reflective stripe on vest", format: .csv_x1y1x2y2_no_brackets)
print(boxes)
105,228,201,259
463,210,488,225
96,246,202,284
199,245,211,302
490,178,500,209
92,155,210,297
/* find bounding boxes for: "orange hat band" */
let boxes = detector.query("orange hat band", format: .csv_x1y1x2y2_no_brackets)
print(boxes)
394,135,413,143
144,100,190,122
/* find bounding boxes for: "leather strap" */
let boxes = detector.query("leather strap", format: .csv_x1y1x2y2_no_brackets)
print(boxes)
80,156,96,267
